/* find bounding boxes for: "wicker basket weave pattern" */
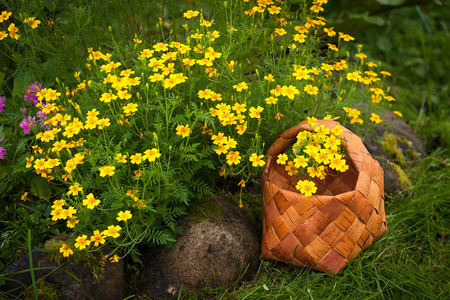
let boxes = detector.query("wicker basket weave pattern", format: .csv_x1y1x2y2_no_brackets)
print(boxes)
261,120,387,274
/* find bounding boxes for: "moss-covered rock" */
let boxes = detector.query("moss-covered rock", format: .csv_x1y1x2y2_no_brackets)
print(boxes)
388,162,412,190
24,280,60,300
42,234,105,281
187,197,223,225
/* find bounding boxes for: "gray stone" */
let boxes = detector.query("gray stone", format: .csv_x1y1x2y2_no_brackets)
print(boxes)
0,237,124,299
377,109,425,155
140,196,260,299
354,106,425,197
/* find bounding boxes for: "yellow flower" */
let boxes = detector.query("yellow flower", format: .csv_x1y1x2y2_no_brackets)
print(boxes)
0,11,12,22
24,17,41,29
183,10,200,19
324,135,341,151
117,90,132,100
50,208,64,221
116,210,133,222
67,216,79,228
21,192,28,201
265,96,278,105
275,113,284,120
267,6,281,15
280,85,300,99
74,235,91,250
249,106,264,119
83,193,100,209
143,148,161,162
99,165,115,177
249,153,265,167
293,34,306,43
149,73,164,82
294,155,309,169
130,153,143,164
84,117,98,130
296,180,317,197
0,31,8,40
324,27,336,37
60,244,73,257
226,151,241,165
109,254,119,263
393,111,403,117
8,23,19,40
276,154,288,165
314,124,330,136
65,206,77,218
104,225,121,238
123,102,138,115
327,44,338,51
351,117,364,124
274,28,287,36
90,230,106,247
346,71,361,81
25,156,34,168
200,19,214,27
233,82,248,92
51,140,67,153
307,117,317,127
67,182,83,196
176,124,191,138
264,74,275,82
310,4,324,13
304,84,319,95
339,32,355,41
285,161,298,176
205,47,222,60
355,53,367,61
99,92,117,103
114,153,127,163
370,113,383,124
98,118,111,129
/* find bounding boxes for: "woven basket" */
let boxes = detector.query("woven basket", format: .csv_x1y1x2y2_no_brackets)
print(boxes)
261,120,387,275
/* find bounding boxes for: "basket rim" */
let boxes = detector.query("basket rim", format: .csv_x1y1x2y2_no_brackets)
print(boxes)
263,120,370,194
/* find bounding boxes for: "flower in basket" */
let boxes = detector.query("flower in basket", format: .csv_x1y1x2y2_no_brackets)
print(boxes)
276,119,348,197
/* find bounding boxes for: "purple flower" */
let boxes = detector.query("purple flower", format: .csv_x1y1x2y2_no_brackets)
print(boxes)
21,107,27,115
36,110,48,121
20,116,36,134
0,96,5,113
24,82,43,105
0,146,6,161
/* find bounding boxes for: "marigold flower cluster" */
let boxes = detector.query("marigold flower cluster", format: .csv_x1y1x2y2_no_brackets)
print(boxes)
278,121,348,197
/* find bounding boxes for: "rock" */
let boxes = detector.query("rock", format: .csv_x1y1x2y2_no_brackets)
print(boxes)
140,196,260,299
0,236,124,299
354,106,425,197
377,109,425,156
362,139,400,195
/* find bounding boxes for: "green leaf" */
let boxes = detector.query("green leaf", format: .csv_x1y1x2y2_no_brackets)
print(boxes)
0,72,5,87
12,70,35,100
377,0,406,6
30,176,52,200
14,138,28,157
376,36,393,53
0,165,13,181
